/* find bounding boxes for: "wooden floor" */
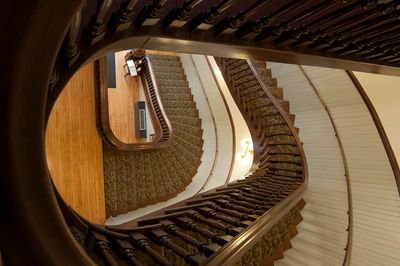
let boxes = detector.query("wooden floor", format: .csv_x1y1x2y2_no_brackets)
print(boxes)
45,49,178,224
107,50,177,143
108,50,140,143
46,62,106,224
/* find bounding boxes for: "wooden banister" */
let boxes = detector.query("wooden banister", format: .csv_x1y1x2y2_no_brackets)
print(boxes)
346,71,400,196
94,53,173,151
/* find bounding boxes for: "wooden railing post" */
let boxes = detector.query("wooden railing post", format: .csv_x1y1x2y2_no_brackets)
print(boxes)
189,0,238,31
62,5,83,67
113,0,139,32
86,0,113,45
163,0,203,29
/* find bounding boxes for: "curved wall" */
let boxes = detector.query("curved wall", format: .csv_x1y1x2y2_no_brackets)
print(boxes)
353,72,400,167
269,63,348,266
106,53,237,224
270,63,400,265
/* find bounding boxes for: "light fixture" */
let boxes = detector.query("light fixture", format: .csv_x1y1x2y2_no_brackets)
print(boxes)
214,66,221,76
236,138,253,161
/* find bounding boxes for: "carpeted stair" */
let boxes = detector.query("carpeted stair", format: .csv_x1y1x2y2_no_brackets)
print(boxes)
103,54,203,217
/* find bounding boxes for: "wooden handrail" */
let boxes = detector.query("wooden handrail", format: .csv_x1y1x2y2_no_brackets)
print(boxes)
141,55,173,142
347,71,400,196
201,58,308,265
247,59,308,179
94,54,173,151
299,66,353,266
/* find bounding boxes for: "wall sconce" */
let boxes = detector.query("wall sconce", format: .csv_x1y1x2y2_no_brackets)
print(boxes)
214,66,221,76
236,139,253,161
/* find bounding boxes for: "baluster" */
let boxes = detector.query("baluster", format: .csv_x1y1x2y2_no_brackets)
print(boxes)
88,231,119,265
136,0,168,28
371,49,400,61
275,0,376,45
86,0,113,45
257,0,340,44
160,220,221,257
198,207,252,227
209,202,259,221
387,55,400,63
230,191,269,204
70,226,86,245
299,1,400,49
323,13,400,53
48,69,59,92
62,5,83,68
327,1,399,34
214,0,274,35
322,21,400,53
214,198,263,215
186,210,243,236
175,216,234,246
150,229,207,265
273,0,351,45
113,239,143,266
291,1,395,48
113,0,139,31
163,0,203,29
236,0,307,40
130,232,172,266
308,1,377,31
189,0,238,31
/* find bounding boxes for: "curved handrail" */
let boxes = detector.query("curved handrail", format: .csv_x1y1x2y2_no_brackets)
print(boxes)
347,71,400,196
141,55,173,142
299,66,353,266
203,58,308,264
94,54,173,151
247,59,308,180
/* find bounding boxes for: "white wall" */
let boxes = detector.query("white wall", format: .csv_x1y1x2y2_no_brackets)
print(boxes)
353,72,400,167
206,56,253,182
269,62,348,266
271,63,400,266
107,53,239,224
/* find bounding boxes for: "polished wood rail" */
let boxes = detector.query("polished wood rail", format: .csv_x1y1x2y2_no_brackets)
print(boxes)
95,52,173,150
347,71,400,196
46,0,400,120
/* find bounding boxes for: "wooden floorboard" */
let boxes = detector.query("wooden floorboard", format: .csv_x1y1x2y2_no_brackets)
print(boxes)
46,62,106,224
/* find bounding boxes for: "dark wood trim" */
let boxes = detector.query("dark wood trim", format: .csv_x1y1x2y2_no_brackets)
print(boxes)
0,0,95,265
94,54,173,151
299,66,353,266
346,71,400,196
202,59,308,265
246,60,308,185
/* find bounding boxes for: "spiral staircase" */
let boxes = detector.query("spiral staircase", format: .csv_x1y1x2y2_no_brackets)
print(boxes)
1,1,400,265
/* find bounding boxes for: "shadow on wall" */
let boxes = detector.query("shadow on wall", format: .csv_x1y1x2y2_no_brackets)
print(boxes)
354,72,400,167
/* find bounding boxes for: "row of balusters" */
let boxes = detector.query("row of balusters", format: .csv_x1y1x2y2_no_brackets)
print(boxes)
63,174,301,265
60,0,400,70
216,57,304,182
48,0,400,118
60,54,306,264
141,56,171,143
